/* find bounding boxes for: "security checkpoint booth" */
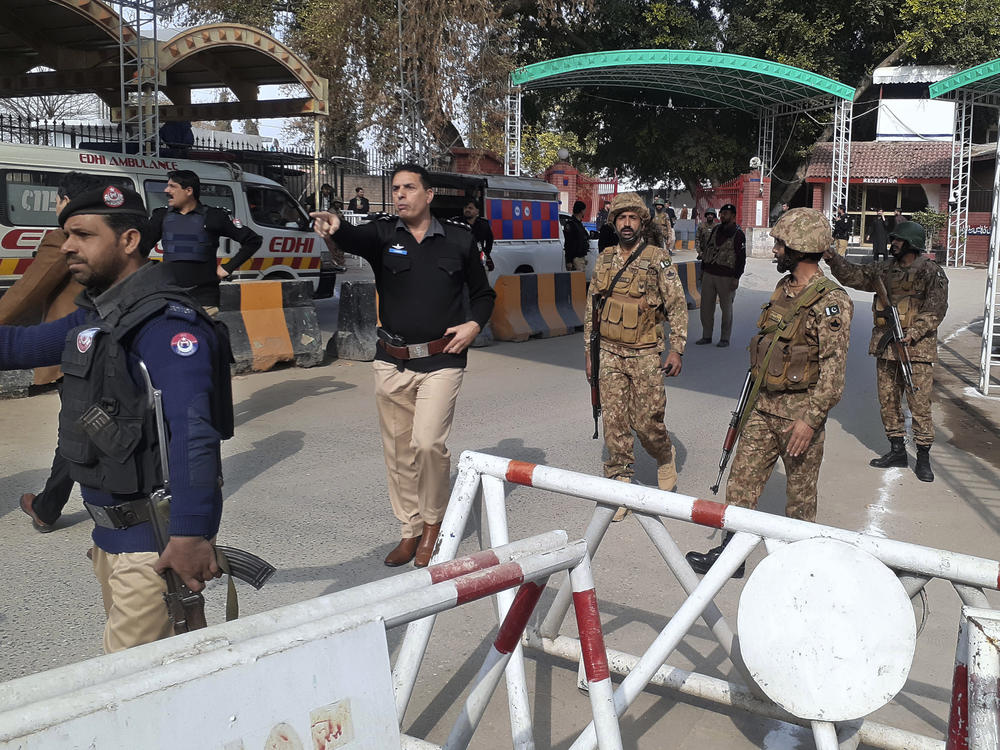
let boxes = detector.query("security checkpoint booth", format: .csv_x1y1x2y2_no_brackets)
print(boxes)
1,452,998,749
930,61,1000,394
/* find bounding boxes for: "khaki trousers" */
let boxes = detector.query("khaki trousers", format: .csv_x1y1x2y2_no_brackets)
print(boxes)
373,361,464,538
835,238,848,256
91,547,172,653
699,271,737,342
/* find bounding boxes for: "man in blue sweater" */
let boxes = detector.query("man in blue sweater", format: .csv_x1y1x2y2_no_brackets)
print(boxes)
0,185,230,652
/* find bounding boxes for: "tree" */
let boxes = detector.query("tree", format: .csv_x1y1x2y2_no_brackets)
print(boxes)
0,93,96,121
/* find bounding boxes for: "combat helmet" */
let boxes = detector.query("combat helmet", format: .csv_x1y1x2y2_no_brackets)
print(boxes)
608,192,650,225
889,221,925,252
770,207,832,256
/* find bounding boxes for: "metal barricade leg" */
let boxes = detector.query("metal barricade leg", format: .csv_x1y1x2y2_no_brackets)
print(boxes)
812,720,840,750
481,474,535,749
966,609,1000,750
393,466,482,720
569,553,623,750
947,610,971,750
569,532,761,750
443,580,548,750
539,503,616,638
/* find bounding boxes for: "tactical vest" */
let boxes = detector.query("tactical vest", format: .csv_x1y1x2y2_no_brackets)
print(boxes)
702,224,737,270
873,259,930,329
594,245,665,348
162,210,216,262
59,286,234,495
749,277,839,392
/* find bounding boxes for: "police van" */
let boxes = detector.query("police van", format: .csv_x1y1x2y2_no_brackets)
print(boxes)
0,142,334,297
425,171,564,282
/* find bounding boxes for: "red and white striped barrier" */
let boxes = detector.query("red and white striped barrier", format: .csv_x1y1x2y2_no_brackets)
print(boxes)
391,451,1000,750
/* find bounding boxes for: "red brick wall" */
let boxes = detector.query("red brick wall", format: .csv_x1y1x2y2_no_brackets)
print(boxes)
450,148,504,175
967,211,992,265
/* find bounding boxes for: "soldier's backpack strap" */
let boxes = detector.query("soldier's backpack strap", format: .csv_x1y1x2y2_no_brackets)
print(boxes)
737,276,839,436
603,243,649,298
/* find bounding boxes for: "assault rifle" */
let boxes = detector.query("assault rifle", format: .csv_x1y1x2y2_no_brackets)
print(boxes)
710,368,755,494
138,363,275,634
589,295,602,439
873,277,918,395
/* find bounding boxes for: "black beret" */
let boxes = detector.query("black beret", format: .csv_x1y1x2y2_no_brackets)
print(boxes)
720,203,737,213
58,185,148,228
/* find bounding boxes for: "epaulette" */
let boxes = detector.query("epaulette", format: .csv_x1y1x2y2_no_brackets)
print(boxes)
443,217,471,231
369,212,396,222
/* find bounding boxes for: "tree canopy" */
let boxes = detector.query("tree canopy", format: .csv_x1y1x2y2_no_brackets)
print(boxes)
173,0,1000,198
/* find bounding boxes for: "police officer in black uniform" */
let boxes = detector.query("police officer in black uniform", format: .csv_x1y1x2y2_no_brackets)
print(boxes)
312,163,495,569
146,169,262,312
452,197,495,271
0,185,231,653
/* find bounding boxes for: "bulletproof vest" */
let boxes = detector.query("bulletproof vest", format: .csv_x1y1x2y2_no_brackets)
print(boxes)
749,277,839,393
162,209,216,262
58,280,234,495
873,258,930,329
593,245,665,349
702,224,737,270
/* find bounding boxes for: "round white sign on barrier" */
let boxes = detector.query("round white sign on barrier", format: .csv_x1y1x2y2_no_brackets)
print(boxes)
737,537,916,721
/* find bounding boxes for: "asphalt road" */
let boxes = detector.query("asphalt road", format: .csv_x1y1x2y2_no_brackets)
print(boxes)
1,255,998,748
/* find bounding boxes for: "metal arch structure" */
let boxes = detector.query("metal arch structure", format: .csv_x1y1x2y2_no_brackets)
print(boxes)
931,61,1000,394
506,49,855,217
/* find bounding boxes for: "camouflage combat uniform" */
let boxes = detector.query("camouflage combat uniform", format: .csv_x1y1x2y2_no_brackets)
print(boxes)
652,211,675,252
696,220,717,259
584,243,688,486
827,253,948,445
726,270,853,521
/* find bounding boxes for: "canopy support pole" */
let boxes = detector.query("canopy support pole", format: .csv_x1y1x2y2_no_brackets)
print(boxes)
947,91,974,267
829,98,852,218
980,114,1000,394
506,84,522,177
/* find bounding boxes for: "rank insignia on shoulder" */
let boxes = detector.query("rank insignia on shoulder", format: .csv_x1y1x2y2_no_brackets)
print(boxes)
170,332,199,357
166,302,196,320
824,304,841,317
388,245,407,255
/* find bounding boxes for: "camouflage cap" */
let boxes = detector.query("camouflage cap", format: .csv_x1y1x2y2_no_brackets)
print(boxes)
770,207,832,255
608,192,650,225
889,221,925,251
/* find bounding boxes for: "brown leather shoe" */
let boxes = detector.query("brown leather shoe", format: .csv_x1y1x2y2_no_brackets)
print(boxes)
20,494,54,533
384,536,421,567
413,523,442,568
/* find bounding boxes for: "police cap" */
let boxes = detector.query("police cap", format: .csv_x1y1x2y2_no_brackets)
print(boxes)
719,203,737,214
58,185,148,228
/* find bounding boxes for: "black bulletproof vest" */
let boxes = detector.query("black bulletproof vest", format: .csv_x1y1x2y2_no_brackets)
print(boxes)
162,209,216,262
59,283,234,495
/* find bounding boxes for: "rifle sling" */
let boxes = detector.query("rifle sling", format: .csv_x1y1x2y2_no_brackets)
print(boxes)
736,277,836,437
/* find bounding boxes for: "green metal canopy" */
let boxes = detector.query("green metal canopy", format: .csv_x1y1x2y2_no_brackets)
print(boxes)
510,49,855,112
929,58,1000,99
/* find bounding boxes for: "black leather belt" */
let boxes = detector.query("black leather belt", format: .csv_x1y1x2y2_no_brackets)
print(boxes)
376,327,454,360
84,499,152,530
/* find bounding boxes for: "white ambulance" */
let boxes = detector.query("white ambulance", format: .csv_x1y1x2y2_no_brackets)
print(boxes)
0,142,334,297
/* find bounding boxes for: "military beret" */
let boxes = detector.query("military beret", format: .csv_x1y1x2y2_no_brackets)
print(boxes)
58,185,148,228
719,203,737,213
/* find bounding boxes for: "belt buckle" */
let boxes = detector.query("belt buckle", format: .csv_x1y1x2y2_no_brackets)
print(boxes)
407,342,429,358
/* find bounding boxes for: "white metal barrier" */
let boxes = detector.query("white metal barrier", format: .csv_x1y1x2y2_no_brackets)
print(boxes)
392,451,1000,750
0,532,622,750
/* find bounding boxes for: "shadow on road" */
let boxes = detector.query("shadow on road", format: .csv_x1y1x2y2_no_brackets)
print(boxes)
233,375,356,427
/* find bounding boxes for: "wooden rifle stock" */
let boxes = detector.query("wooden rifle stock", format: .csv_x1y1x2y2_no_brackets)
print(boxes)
589,295,603,439
711,369,754,494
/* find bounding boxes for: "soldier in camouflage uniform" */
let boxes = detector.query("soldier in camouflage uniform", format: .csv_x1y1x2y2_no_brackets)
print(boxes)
584,192,688,521
686,208,853,577
652,197,676,254
695,207,718,259
825,221,948,482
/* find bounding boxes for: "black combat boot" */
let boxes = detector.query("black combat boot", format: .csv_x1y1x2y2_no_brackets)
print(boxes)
914,445,934,482
685,532,745,579
870,437,907,468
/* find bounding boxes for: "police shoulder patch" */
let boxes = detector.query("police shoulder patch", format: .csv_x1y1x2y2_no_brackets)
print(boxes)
170,331,199,357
